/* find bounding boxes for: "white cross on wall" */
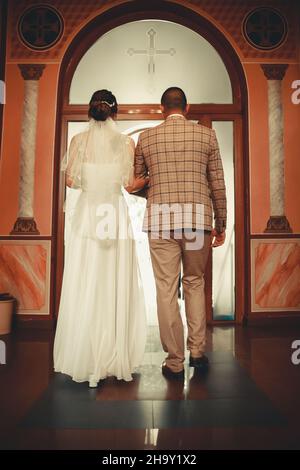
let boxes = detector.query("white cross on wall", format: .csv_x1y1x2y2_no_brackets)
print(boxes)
127,28,176,74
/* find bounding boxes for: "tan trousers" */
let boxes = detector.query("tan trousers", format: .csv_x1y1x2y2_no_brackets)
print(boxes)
149,231,211,372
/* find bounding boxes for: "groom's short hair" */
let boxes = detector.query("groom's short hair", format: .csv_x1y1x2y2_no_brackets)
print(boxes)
161,87,187,111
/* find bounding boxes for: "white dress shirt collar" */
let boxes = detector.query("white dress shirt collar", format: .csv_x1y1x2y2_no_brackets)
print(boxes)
166,113,186,120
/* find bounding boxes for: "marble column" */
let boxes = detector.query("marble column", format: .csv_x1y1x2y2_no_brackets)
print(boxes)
261,64,292,233
11,64,45,235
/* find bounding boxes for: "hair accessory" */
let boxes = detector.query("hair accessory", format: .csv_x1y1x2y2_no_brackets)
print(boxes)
100,100,116,108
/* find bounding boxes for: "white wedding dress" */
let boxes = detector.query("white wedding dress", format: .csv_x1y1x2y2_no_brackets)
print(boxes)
53,118,147,386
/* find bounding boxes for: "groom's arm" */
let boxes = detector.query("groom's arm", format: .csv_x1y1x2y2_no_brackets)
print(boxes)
134,134,147,178
133,134,149,198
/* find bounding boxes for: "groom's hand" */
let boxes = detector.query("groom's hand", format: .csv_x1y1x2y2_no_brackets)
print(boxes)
211,228,226,248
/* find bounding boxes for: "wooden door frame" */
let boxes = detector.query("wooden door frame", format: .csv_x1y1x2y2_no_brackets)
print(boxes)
198,114,246,325
52,0,250,325
0,0,8,161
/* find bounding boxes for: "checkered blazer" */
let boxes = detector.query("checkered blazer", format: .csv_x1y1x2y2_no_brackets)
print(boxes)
134,115,227,233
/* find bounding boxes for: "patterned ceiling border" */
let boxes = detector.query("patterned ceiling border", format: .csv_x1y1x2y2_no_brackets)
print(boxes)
7,0,299,62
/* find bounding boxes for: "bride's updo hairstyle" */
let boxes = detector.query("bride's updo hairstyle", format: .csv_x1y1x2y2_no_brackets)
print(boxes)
88,89,118,122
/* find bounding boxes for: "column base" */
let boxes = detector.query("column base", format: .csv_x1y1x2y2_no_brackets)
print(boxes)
264,215,292,233
10,217,40,235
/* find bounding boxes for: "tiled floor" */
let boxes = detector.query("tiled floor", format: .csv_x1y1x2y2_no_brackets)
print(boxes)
0,324,300,449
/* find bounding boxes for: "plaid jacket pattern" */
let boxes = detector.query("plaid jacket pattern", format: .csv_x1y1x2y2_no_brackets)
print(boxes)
134,115,227,233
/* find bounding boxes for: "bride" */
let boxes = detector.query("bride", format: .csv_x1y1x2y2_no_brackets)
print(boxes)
53,90,148,387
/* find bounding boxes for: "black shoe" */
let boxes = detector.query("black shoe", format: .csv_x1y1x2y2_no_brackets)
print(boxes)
161,362,184,380
189,354,209,369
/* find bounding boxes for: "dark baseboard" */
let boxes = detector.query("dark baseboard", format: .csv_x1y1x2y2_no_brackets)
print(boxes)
11,313,300,330
246,312,300,327
207,320,237,326
13,315,55,330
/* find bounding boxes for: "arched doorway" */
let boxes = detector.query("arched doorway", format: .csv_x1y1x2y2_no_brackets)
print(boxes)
52,0,249,325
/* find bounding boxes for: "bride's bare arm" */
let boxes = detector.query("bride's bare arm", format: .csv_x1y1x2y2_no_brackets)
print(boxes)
65,135,80,188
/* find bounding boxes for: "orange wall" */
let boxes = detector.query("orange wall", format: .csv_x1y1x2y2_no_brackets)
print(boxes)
244,63,270,234
34,64,59,235
0,64,59,235
245,63,300,234
283,64,300,233
0,64,23,234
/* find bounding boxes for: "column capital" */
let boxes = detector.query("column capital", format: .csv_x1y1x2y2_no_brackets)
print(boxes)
261,64,289,80
18,64,46,81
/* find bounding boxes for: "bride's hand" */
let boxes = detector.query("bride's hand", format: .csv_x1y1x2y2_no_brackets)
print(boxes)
125,176,149,193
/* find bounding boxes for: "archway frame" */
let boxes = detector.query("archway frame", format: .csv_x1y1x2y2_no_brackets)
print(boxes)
52,0,250,324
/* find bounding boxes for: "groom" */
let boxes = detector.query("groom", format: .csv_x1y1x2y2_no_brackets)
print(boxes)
134,87,227,379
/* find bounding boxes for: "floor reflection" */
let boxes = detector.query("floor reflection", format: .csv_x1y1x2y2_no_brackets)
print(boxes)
0,324,300,449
